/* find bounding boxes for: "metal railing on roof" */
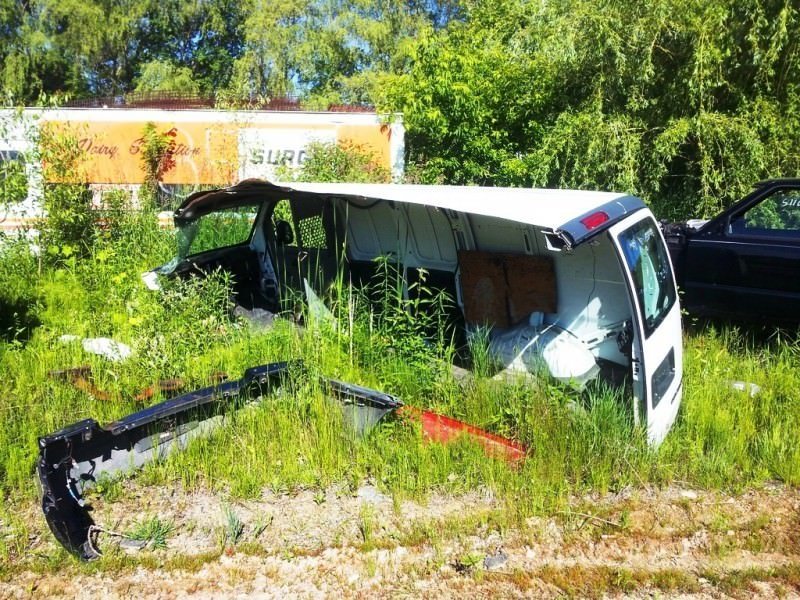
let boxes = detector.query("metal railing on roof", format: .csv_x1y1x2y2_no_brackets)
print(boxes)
61,91,374,112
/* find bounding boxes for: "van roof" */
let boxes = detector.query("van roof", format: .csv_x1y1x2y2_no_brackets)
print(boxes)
290,181,640,228
176,180,647,247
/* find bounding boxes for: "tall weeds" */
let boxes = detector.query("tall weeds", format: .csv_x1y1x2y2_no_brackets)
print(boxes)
0,210,798,524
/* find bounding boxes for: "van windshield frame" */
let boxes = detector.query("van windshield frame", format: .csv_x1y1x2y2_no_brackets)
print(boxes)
176,204,261,260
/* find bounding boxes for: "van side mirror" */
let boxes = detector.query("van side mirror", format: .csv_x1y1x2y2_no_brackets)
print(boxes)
276,220,294,245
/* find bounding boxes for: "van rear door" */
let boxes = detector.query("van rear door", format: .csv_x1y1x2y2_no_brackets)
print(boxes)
608,212,683,445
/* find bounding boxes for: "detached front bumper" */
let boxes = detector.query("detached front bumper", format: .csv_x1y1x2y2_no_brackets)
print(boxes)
37,362,402,559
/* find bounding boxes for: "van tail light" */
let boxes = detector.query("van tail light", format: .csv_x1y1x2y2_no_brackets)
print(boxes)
580,211,610,230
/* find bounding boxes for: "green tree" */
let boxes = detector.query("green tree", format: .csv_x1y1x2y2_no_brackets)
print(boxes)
1,0,71,101
226,0,307,101
134,0,245,93
134,60,201,94
227,0,455,105
0,0,245,101
385,0,800,218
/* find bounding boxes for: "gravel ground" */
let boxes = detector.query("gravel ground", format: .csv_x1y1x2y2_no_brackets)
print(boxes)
1,483,798,598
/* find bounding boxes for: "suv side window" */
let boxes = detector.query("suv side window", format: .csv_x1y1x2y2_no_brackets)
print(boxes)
730,189,800,235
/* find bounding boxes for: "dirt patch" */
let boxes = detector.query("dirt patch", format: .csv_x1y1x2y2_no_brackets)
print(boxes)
2,484,799,598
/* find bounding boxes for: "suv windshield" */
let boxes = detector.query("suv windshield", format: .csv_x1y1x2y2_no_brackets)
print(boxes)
617,217,676,337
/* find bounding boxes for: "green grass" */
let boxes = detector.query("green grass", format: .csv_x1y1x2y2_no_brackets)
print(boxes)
659,322,800,488
701,563,800,596
127,516,174,550
221,504,245,547
0,209,799,570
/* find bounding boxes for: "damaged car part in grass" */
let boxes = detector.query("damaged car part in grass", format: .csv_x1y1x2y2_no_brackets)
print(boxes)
147,179,683,445
38,361,528,559
38,362,300,560
37,361,417,560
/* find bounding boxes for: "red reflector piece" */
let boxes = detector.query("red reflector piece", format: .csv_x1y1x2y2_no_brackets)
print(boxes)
398,406,527,465
580,211,610,230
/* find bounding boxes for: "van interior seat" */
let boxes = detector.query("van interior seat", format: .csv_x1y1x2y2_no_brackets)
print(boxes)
485,318,601,388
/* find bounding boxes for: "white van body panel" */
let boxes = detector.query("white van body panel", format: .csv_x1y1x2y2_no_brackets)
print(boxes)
550,239,632,365
163,180,683,444
284,181,637,235
607,212,683,445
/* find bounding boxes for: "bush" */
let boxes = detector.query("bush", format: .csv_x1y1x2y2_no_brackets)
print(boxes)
277,140,391,183
138,122,177,209
38,126,95,264
0,236,40,341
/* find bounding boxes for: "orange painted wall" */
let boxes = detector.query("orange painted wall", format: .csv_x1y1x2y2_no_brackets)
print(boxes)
46,118,393,185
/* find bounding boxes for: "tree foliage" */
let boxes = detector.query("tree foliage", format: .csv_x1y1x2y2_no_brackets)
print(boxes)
138,123,177,208
134,60,201,94
1,0,799,216
385,0,800,217
226,0,453,106
1,0,246,100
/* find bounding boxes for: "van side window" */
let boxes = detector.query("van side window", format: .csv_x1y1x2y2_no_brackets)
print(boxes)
270,199,329,250
271,199,298,247
617,218,676,338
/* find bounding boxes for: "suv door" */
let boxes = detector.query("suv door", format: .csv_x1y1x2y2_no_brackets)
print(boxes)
683,185,800,320
609,212,683,445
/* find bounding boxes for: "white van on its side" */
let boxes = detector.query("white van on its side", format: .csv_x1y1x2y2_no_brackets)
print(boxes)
155,180,683,445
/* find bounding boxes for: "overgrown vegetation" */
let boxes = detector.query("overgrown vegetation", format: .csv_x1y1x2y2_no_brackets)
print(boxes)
0,117,798,572
0,156,26,207
0,4,799,585
0,198,798,578
3,1,798,218
37,125,95,263
383,1,800,217
138,123,177,209
0,199,798,513
276,141,391,183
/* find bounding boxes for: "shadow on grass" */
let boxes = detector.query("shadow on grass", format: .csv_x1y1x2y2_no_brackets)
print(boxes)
683,314,800,349
0,294,40,343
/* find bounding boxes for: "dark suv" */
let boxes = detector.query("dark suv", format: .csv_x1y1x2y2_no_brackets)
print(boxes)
663,179,800,322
